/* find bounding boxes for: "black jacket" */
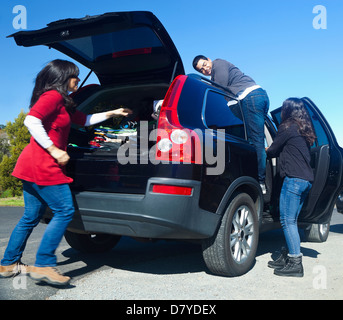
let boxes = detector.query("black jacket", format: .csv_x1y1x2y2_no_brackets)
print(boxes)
267,122,314,182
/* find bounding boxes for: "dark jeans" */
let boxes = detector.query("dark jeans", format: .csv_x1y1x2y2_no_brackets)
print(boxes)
1,181,74,267
240,88,269,183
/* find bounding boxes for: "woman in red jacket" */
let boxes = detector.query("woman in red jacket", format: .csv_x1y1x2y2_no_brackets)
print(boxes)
0,60,131,285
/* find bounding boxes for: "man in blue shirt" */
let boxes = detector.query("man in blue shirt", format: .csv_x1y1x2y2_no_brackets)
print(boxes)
193,55,270,193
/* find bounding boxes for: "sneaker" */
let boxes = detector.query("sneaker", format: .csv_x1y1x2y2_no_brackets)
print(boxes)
29,267,70,286
0,261,30,278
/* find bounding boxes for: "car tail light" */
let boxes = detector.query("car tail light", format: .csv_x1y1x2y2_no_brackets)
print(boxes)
152,184,193,196
157,138,173,152
170,129,188,144
156,75,202,164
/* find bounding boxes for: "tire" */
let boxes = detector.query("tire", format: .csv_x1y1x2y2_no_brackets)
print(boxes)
202,193,259,277
304,223,330,242
64,230,121,253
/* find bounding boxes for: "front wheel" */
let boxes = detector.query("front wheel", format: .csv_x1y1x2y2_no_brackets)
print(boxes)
202,193,259,277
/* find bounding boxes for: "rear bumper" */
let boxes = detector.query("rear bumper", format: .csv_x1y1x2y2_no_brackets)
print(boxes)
44,178,221,239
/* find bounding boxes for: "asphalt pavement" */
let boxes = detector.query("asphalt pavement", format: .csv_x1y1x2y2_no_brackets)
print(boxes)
1,206,343,300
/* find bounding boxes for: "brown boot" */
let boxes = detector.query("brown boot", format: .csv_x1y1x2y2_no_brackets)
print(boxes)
0,261,30,278
29,267,70,286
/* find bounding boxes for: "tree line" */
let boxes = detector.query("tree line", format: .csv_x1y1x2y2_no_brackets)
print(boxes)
0,111,30,197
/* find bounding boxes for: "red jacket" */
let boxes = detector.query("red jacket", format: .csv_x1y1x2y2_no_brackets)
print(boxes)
12,90,86,186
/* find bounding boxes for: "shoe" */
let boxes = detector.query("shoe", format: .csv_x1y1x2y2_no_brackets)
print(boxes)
274,255,304,277
29,266,70,286
268,247,288,269
260,183,267,195
0,261,30,278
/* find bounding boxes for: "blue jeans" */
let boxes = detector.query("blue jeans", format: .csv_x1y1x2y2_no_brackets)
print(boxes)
279,177,312,256
240,88,269,183
1,181,74,267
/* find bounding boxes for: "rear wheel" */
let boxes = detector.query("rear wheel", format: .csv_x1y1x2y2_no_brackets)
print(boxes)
64,230,121,253
202,193,259,277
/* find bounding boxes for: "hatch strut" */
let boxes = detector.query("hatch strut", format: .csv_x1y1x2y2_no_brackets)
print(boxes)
170,61,178,84
78,69,93,91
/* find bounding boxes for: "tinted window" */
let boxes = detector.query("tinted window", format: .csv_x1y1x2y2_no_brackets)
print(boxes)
271,103,329,148
204,90,245,139
60,27,163,62
305,107,329,147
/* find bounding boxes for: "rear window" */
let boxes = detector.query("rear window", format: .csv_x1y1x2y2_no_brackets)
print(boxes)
60,26,163,62
204,90,245,139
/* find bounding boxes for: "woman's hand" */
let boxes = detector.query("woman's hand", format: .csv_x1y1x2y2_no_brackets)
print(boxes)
107,108,133,118
46,145,70,166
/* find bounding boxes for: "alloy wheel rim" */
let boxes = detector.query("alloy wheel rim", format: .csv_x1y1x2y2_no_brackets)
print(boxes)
230,205,254,264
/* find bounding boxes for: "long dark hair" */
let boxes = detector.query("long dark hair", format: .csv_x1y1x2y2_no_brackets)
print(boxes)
281,98,316,146
30,59,79,113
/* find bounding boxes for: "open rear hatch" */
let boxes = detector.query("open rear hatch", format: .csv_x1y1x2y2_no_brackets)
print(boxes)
8,11,184,85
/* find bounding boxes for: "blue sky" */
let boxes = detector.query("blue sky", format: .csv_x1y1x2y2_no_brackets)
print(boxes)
1,0,343,145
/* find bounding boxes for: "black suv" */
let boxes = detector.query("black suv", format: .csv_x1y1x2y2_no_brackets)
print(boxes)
10,11,343,277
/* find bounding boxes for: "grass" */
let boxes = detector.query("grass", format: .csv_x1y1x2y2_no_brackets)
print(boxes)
0,196,24,207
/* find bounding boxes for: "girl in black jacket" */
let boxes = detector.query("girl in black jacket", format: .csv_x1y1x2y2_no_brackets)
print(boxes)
266,98,316,277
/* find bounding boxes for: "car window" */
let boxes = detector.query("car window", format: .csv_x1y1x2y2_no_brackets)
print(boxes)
272,103,329,148
304,107,329,147
204,90,245,139
60,26,163,62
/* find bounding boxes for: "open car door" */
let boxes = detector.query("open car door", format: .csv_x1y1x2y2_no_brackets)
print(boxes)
271,97,343,224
